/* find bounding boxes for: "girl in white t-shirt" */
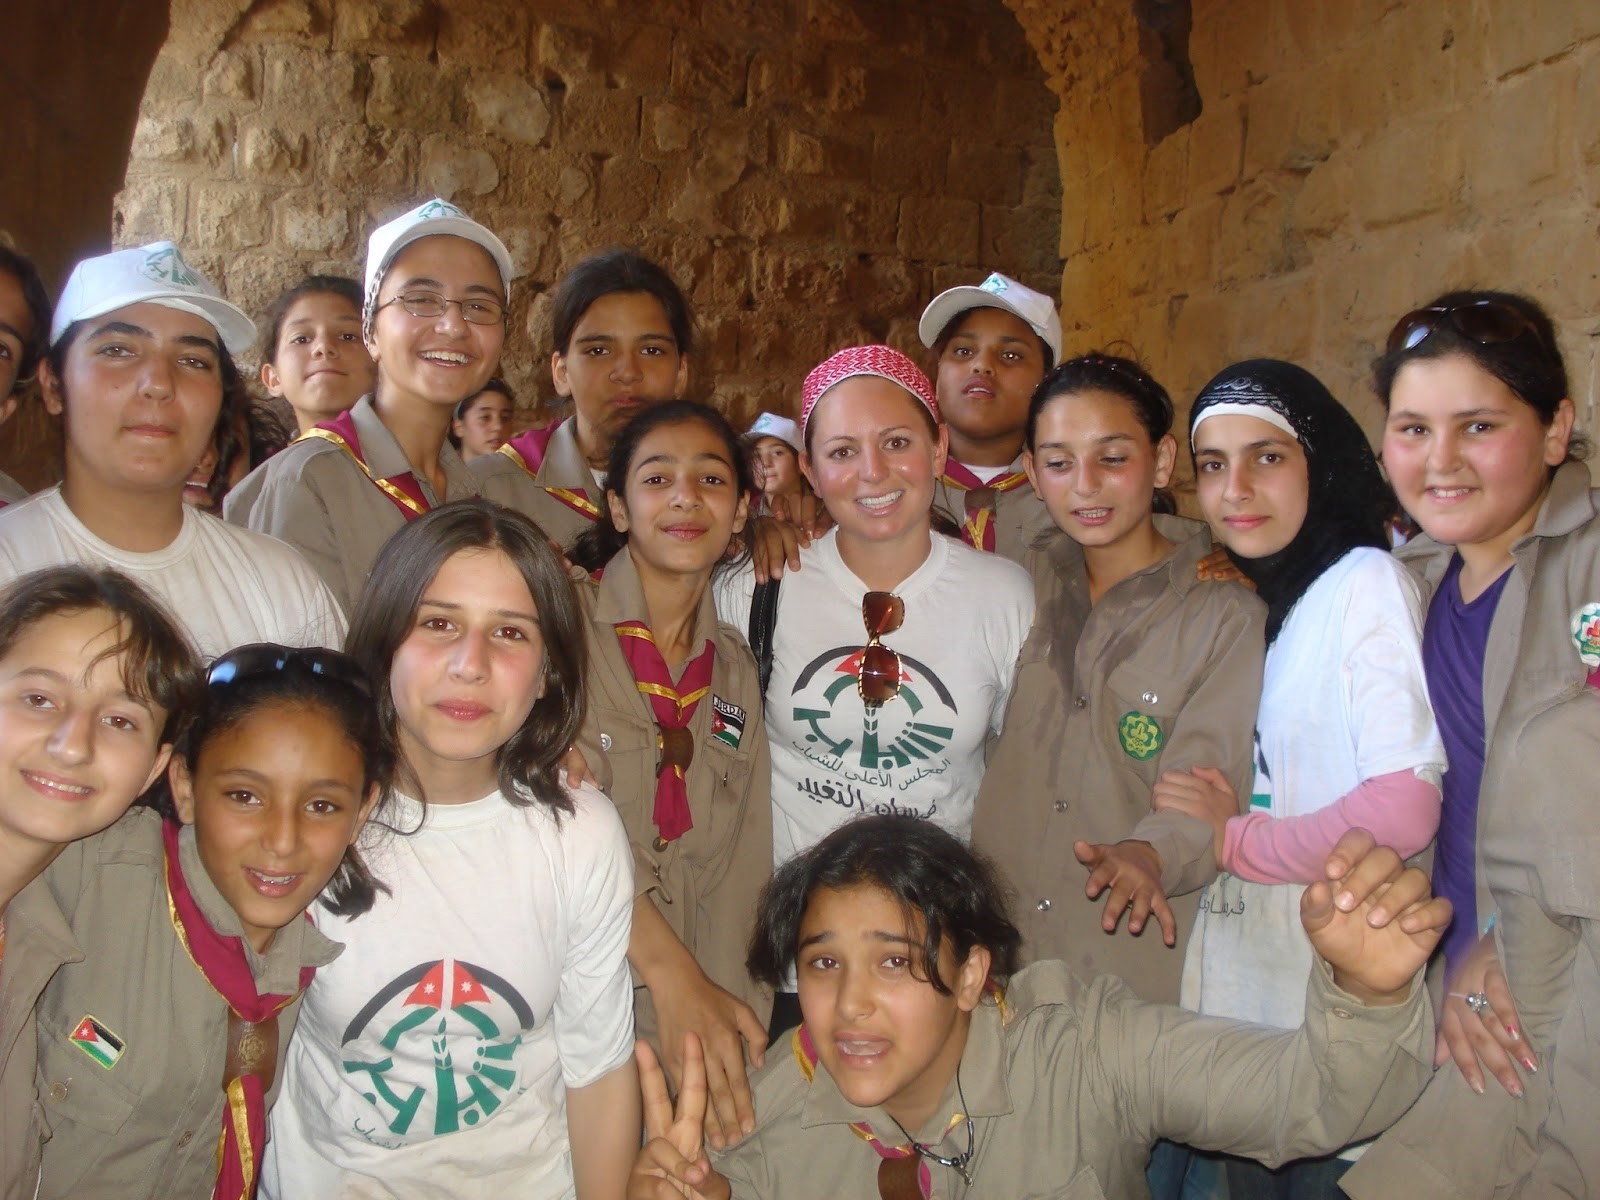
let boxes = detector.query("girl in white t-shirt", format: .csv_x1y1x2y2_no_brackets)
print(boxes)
263,500,638,1200
1156,359,1445,1199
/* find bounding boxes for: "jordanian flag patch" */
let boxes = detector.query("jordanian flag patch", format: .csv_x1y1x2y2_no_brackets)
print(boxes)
710,696,745,749
69,1016,125,1069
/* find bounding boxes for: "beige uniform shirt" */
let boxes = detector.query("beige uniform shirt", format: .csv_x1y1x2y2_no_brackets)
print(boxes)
33,810,340,1200
1345,463,1600,1200
471,418,600,551
932,464,1052,566
713,958,1432,1199
223,394,482,613
576,550,774,1039
0,880,79,1200
972,516,1264,1003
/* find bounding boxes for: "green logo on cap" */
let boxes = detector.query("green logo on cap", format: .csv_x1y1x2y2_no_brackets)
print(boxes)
1118,711,1164,760
140,247,200,288
416,200,467,222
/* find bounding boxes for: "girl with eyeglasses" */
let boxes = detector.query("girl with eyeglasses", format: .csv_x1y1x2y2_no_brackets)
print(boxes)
1154,359,1445,1199
227,199,508,614
263,500,639,1199
972,354,1265,1007
715,346,1034,1041
567,401,775,1152
1341,293,1600,1200
29,632,387,1200
0,567,198,1200
628,817,1450,1200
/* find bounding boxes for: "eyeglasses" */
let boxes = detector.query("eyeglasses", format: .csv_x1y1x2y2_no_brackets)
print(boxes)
1385,298,1554,358
207,643,373,697
376,290,506,326
858,591,905,708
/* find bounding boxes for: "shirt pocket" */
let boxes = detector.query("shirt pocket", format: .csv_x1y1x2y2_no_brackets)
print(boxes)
36,1022,139,1193
1104,660,1186,776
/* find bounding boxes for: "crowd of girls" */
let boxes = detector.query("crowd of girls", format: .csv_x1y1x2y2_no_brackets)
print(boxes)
0,196,1594,1200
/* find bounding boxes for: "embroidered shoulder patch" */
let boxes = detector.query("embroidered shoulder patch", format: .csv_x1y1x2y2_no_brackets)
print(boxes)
69,1015,125,1069
1117,711,1164,761
710,695,746,749
1571,602,1600,667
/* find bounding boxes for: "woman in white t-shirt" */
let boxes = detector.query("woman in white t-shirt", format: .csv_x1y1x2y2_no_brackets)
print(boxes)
717,345,1034,1038
1153,359,1445,1199
263,500,637,1199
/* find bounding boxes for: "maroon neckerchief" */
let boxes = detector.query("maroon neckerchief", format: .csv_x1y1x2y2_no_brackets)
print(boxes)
613,622,715,843
940,460,1030,552
497,427,601,523
161,820,313,1200
302,408,431,519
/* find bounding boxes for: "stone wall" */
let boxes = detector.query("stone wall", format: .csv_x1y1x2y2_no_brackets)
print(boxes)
1004,0,1600,484
115,0,1062,425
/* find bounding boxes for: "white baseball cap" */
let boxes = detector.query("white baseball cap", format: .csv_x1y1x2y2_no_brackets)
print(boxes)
917,271,1063,365
51,241,256,355
746,412,801,453
364,198,514,331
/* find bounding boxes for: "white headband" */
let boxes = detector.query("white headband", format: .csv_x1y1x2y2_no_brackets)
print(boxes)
1189,401,1299,450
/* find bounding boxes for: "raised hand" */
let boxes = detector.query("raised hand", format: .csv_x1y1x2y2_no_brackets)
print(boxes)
1074,838,1178,946
629,1035,732,1200
652,966,767,1148
1300,828,1451,1005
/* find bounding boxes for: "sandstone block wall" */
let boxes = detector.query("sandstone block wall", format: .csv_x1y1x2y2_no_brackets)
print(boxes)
1005,0,1600,489
115,0,1062,426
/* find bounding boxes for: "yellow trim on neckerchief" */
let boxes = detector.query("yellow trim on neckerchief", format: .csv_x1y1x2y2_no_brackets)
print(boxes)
300,427,428,518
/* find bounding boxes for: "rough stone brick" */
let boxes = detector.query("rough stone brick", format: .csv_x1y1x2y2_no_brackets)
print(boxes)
946,142,1025,207
466,75,552,147
897,195,980,263
610,24,676,93
418,136,500,198
202,52,257,103
670,35,750,106
367,56,458,129
1353,115,1458,227
239,0,333,47
561,86,641,155
1142,127,1189,223
869,130,947,195
1486,2,1600,79
274,191,353,255
1465,67,1567,204
980,203,1062,279
192,182,271,250
1185,95,1243,198
598,157,661,224
536,23,603,86
320,124,415,190
239,121,311,180
113,179,187,245
263,49,363,113
437,2,529,71
332,0,437,59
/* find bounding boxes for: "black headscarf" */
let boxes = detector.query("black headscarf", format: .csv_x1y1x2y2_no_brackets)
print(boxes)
1188,359,1393,644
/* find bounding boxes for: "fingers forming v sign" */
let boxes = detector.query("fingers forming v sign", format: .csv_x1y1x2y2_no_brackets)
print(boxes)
631,1035,731,1200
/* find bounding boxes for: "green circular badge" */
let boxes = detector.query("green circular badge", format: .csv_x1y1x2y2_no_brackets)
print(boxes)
1118,711,1164,760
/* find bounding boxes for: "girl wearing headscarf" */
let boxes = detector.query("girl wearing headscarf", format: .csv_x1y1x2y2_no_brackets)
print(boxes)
1155,359,1444,1199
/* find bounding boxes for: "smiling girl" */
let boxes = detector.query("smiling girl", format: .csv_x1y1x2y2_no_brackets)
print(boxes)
1342,292,1600,1199
1158,359,1444,1197
972,354,1264,1005
629,816,1448,1200
264,500,638,1199
0,567,198,1200
228,200,510,612
32,638,385,1199
258,275,374,434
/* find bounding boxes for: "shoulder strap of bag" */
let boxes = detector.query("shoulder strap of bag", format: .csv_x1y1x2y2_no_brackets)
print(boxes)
747,576,781,699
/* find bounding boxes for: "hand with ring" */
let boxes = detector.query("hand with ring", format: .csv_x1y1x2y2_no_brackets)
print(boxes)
1439,930,1536,1097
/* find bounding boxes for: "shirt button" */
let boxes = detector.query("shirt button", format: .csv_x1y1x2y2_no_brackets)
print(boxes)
1331,1007,1354,1020
176,1131,193,1149
1053,799,1069,812
48,1082,68,1102
1142,691,1159,705
599,733,612,751
1073,696,1088,709
1036,898,1052,912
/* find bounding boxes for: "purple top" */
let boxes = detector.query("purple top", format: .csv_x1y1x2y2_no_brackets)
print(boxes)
1423,554,1512,975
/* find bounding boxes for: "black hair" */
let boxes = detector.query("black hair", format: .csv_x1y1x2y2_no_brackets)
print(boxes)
345,499,587,816
169,656,394,918
0,244,52,390
933,307,1056,371
747,816,1023,996
454,377,515,422
550,248,693,357
0,565,203,747
1373,289,1585,463
569,400,754,574
258,275,364,366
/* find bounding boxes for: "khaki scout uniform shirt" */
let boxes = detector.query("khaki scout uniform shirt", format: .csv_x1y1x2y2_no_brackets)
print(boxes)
931,464,1051,566
576,549,774,1041
1345,463,1600,1200
713,958,1432,1199
224,394,482,613
973,516,1264,1003
0,880,79,1200
471,418,600,551
33,810,340,1200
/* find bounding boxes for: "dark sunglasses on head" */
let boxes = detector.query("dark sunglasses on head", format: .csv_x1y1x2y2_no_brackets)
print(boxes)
857,591,906,708
1385,298,1554,358
207,642,373,698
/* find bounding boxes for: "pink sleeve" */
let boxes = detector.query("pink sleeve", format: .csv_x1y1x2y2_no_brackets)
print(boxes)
1220,768,1441,885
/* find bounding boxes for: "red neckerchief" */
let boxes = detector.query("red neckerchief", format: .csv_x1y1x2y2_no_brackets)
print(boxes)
161,820,313,1200
940,461,1029,552
614,622,714,843
301,409,431,519
498,428,600,522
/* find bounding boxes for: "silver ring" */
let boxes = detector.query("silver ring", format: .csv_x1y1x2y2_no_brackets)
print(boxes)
1464,991,1492,1017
